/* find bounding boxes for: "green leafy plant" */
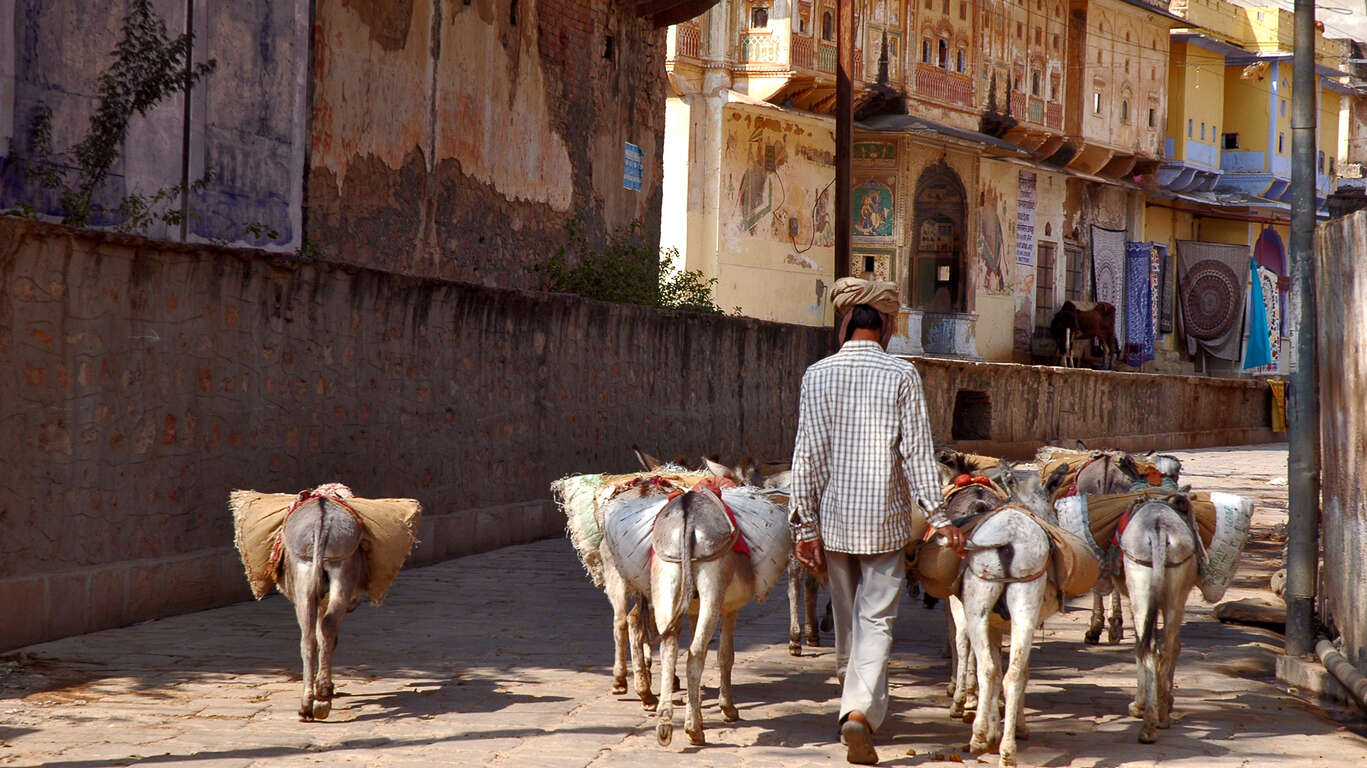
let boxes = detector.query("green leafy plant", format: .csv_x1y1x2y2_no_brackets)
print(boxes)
530,216,726,315
26,0,217,228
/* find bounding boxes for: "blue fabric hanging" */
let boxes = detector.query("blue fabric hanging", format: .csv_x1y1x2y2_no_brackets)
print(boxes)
1243,257,1273,370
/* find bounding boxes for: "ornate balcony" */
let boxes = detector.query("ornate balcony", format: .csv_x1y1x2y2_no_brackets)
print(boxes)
793,35,814,69
673,21,701,60
1046,101,1062,129
914,64,973,107
740,32,780,64
817,43,836,73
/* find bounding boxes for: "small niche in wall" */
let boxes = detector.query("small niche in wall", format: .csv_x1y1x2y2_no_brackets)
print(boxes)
952,390,991,441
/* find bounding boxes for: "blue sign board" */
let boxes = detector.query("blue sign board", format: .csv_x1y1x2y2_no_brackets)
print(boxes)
623,142,643,191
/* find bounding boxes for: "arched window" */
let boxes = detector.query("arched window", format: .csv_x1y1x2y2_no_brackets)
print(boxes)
1121,100,1129,123
822,10,834,41
957,48,966,73
923,39,932,63
750,5,769,29
1031,71,1041,96
939,39,949,68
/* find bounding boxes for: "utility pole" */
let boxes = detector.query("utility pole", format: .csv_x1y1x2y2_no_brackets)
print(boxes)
835,0,853,280
1284,0,1320,659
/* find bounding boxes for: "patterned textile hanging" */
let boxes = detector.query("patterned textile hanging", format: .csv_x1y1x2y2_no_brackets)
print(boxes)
1177,240,1249,361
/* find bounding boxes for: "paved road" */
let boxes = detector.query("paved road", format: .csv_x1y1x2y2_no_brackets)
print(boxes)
3,445,1365,767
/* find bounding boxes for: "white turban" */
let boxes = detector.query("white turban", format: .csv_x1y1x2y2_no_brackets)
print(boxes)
830,277,900,315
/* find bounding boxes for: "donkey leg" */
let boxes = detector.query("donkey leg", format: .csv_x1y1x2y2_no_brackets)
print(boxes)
949,597,972,718
627,602,657,710
311,563,353,721
1000,584,1045,767
964,583,1004,755
718,610,740,722
787,558,804,656
685,564,725,745
1107,586,1125,645
292,566,319,721
1157,591,1189,729
605,567,631,695
656,629,679,746
1085,590,1105,645
804,572,821,647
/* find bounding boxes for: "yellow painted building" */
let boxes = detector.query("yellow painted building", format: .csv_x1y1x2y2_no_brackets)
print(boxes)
664,0,1185,365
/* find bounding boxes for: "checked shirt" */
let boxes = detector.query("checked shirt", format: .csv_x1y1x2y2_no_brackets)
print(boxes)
789,340,949,554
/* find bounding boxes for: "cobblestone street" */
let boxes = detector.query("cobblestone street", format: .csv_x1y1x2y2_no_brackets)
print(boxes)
3,445,1364,767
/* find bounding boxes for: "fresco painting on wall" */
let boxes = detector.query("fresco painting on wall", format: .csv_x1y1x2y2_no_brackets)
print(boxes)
977,183,1010,294
852,176,896,238
854,141,897,161
814,184,835,247
740,127,788,232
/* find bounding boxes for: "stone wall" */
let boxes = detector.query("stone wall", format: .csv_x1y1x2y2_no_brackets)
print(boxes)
913,356,1279,459
307,0,667,287
1316,209,1367,675
0,219,830,651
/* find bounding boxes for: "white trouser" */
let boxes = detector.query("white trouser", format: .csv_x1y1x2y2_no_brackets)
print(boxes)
826,548,906,732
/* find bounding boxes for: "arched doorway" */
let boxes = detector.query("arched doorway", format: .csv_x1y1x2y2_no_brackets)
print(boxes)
909,162,968,311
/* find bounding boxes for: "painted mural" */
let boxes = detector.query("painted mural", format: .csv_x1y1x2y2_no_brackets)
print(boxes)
727,113,835,252
852,177,896,238
976,183,1011,295
853,247,896,282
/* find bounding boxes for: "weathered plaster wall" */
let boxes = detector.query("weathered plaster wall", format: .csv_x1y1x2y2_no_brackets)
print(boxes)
1316,209,1367,676
0,0,309,249
715,103,835,325
0,219,831,651
307,0,666,287
913,356,1278,459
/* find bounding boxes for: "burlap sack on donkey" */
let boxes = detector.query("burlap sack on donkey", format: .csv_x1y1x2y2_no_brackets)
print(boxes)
231,488,421,605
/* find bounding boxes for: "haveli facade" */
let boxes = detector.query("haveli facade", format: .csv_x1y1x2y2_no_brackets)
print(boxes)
662,0,1367,373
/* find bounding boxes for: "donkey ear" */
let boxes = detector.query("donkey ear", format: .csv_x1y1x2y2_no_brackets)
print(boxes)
633,445,663,471
1075,439,1089,451
703,456,736,480
1143,450,1156,458
996,459,1017,490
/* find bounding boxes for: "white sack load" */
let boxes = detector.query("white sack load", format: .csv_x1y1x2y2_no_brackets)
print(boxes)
600,487,792,602
552,470,709,587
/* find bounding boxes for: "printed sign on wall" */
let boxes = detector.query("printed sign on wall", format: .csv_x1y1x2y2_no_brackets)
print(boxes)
1015,170,1036,267
624,142,643,191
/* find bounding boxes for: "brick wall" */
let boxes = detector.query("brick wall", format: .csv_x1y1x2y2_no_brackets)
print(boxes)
0,219,830,651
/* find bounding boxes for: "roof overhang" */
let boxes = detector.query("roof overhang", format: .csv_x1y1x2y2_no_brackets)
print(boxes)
857,113,1034,158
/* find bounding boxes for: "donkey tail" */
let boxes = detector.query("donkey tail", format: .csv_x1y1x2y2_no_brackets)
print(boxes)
1138,520,1165,654
311,499,331,606
661,500,694,638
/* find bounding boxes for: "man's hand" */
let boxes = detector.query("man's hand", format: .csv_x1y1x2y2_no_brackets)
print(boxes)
936,523,967,555
795,538,825,571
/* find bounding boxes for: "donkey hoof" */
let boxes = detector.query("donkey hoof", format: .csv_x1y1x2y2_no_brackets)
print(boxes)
297,707,315,722
1128,701,1143,718
612,681,628,695
1138,728,1157,744
788,641,803,657
657,721,674,746
999,754,1018,767
949,704,964,719
1084,629,1102,645
721,704,740,722
968,739,990,755
311,700,332,720
640,692,659,711
805,631,820,647
687,727,706,746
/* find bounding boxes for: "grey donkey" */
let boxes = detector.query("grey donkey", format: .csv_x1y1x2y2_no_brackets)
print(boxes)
276,492,367,721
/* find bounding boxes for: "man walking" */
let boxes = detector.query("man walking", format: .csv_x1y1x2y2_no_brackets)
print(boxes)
789,277,965,765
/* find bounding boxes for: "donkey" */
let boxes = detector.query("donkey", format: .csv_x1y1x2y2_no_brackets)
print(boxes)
1116,494,1200,743
276,487,367,721
953,468,1072,767
1037,447,1148,645
701,454,825,657
649,484,788,746
1081,453,1183,645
